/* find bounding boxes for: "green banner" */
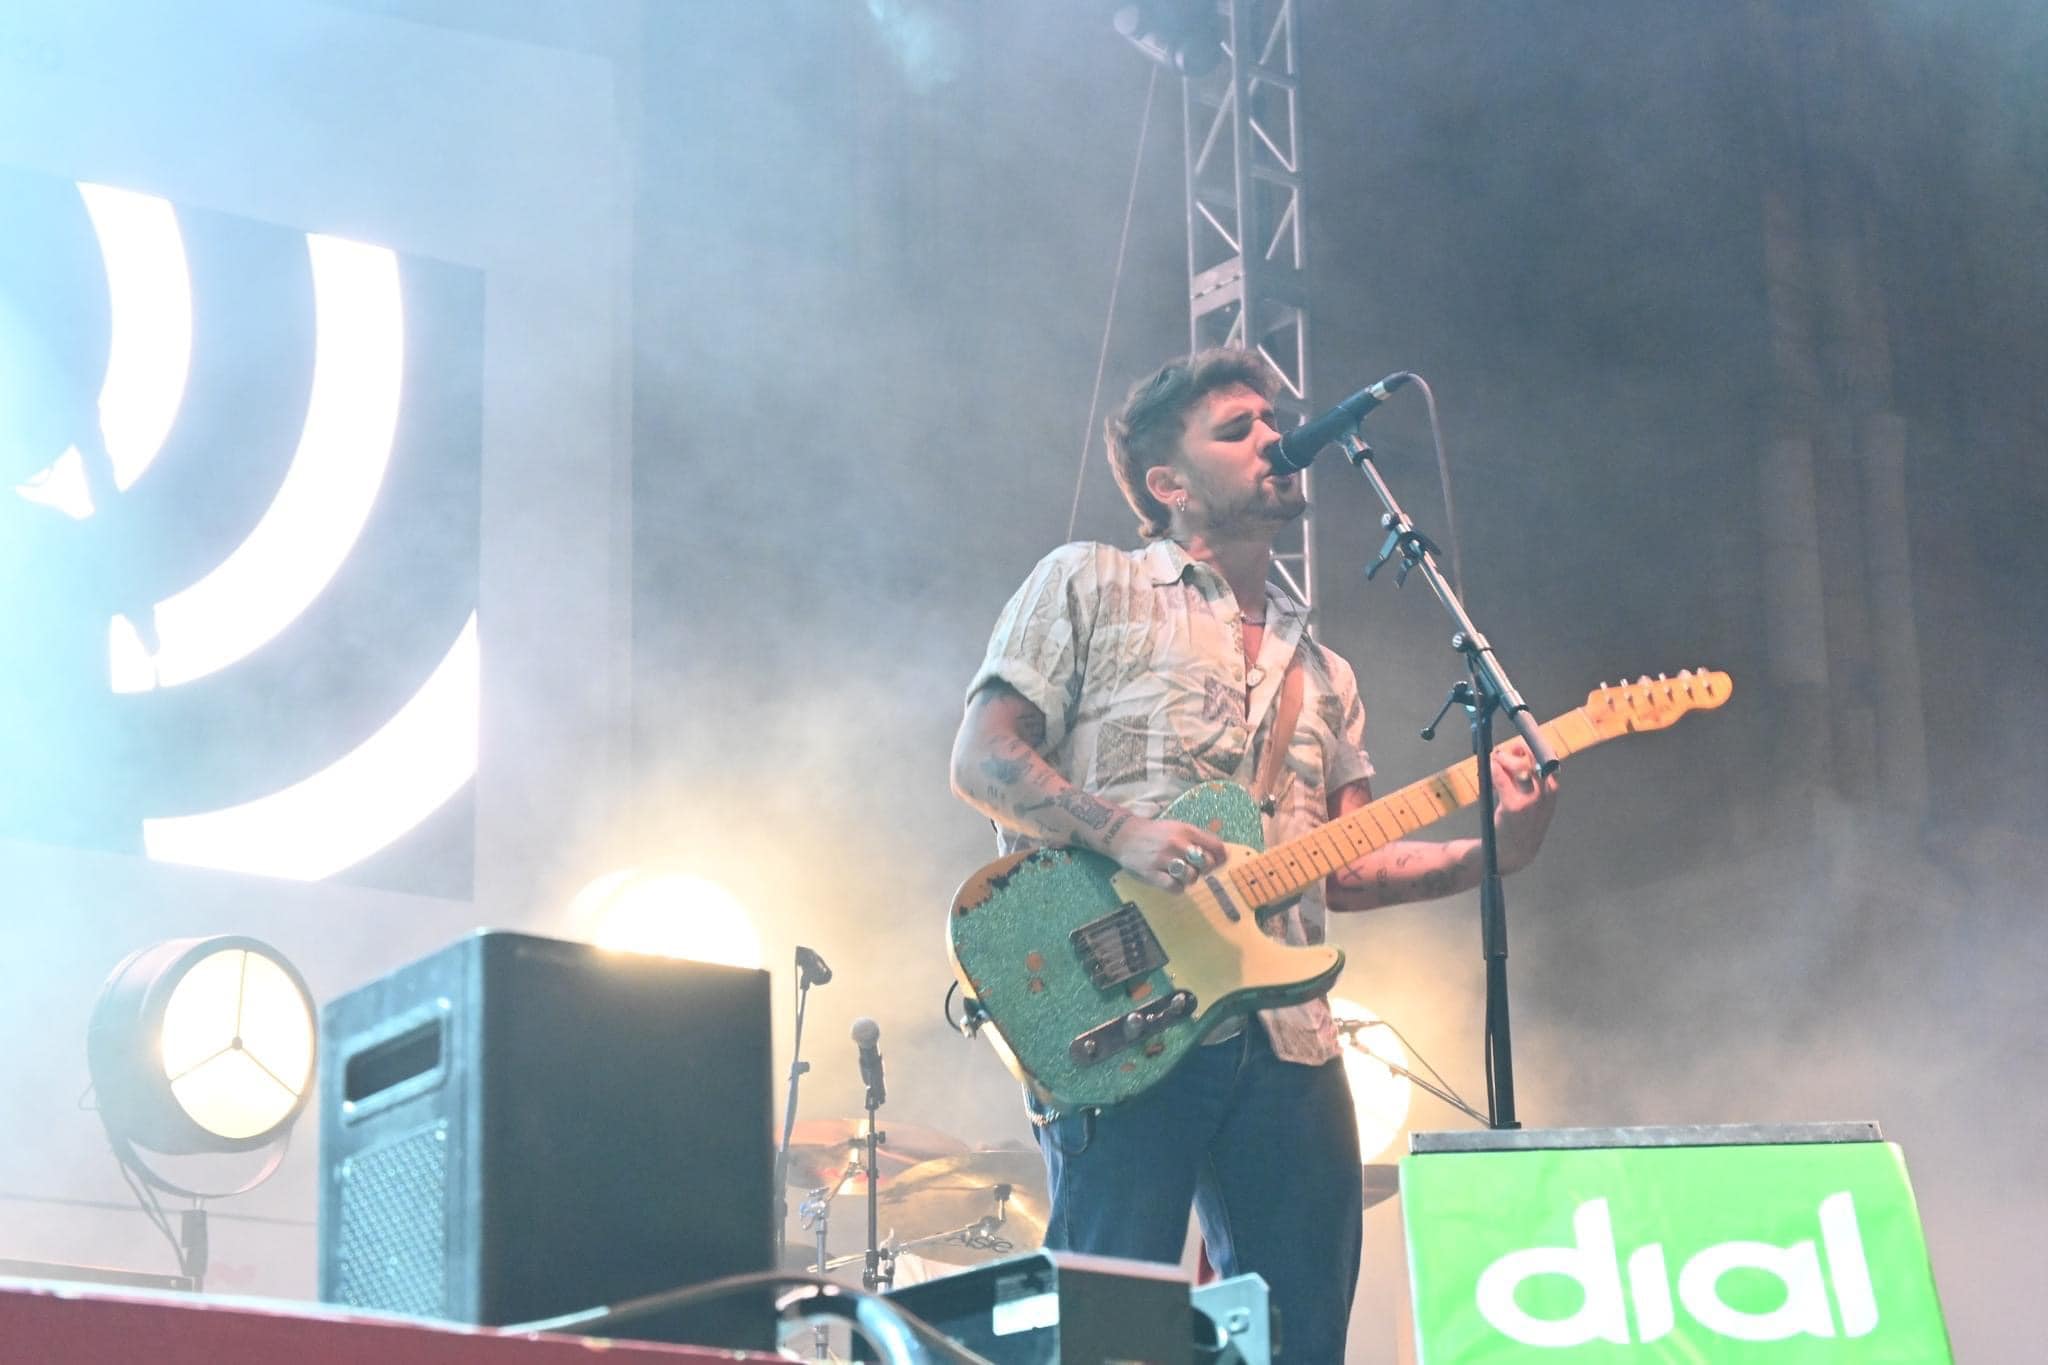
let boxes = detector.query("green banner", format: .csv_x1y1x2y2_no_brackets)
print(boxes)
1401,1140,1949,1362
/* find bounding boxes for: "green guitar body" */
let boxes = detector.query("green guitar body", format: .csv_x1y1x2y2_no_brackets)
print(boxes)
949,781,1345,1111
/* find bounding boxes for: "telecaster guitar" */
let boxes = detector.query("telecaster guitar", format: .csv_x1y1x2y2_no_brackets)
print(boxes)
949,671,1732,1111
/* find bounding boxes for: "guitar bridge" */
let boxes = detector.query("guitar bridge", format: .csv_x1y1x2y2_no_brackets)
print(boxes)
1069,990,1197,1066
1069,903,1168,990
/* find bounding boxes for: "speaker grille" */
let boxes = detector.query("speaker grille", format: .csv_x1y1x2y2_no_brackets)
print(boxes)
334,1122,449,1317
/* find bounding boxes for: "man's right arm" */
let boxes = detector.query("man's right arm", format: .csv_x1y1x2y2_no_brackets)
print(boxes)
950,681,1225,891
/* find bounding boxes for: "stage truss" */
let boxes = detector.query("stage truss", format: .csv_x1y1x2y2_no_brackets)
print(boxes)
1182,0,1317,613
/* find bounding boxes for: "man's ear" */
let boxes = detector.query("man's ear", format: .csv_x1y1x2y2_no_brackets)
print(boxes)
1144,463,1183,506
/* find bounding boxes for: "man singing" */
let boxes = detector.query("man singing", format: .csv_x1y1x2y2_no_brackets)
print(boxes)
950,347,1559,1360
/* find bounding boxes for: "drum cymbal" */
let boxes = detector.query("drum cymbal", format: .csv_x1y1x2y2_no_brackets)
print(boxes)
874,1150,1050,1264
783,1118,969,1189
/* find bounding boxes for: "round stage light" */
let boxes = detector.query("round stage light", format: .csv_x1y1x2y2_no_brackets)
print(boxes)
570,868,764,969
1329,996,1414,1163
87,937,317,1156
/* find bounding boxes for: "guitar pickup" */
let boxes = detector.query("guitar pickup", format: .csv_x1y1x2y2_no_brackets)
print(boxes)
1069,991,1197,1066
1069,903,1168,990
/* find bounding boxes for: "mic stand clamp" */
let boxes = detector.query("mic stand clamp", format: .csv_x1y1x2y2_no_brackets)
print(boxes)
1362,480,1442,592
1338,429,1552,1131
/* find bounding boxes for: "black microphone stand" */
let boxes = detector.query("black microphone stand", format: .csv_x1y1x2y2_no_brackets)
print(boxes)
772,950,825,1233
1342,431,1556,1130
860,1077,889,1292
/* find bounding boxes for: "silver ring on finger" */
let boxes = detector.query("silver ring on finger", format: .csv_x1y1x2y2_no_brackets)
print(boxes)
1165,857,1191,883
1184,845,1207,868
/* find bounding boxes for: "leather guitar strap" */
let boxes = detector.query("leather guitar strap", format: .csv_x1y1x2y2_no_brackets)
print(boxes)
1251,655,1304,815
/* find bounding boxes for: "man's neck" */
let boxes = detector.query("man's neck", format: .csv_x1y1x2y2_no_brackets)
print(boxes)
1177,528,1273,617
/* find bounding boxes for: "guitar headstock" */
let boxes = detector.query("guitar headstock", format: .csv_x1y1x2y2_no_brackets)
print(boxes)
1581,669,1732,737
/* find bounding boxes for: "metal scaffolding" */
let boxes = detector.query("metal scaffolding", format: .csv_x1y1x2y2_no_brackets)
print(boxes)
1183,0,1316,611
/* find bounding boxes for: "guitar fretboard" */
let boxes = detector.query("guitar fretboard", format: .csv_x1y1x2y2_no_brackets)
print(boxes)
1224,708,1605,912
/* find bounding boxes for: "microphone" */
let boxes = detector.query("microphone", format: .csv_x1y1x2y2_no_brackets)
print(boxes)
851,1017,887,1107
795,945,833,987
1271,372,1414,473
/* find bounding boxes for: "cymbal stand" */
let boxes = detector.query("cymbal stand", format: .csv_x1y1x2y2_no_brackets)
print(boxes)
797,1151,860,1363
797,1158,857,1272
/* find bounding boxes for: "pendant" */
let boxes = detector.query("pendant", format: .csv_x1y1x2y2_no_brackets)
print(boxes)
1246,665,1266,689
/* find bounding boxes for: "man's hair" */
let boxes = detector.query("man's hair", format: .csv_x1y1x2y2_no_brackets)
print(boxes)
1105,347,1279,539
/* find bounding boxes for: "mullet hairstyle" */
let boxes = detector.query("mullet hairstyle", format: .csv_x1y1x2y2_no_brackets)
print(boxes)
1104,347,1279,540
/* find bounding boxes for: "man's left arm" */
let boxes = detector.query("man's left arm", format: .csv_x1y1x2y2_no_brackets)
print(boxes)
1324,741,1559,912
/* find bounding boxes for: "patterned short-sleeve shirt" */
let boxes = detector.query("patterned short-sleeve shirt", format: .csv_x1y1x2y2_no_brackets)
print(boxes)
967,539,1373,1066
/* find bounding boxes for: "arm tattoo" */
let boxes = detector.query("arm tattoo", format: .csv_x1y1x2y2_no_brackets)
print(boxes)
1054,790,1116,831
1017,708,1047,747
980,735,1040,787
980,753,1027,784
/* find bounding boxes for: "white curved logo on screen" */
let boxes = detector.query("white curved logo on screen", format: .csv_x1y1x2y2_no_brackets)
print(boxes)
13,182,192,516
143,614,479,881
110,233,406,693
8,178,480,882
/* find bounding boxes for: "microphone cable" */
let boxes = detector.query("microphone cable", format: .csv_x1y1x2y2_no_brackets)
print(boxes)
1066,63,1161,543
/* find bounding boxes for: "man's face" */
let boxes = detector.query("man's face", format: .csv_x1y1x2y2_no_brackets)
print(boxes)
1173,382,1305,535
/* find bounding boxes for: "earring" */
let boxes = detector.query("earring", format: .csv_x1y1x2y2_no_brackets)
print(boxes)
1174,493,1189,512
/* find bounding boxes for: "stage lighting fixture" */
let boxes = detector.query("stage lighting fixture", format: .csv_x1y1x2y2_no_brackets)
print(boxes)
569,867,765,970
1330,996,1414,1163
87,936,317,1158
1112,0,1225,77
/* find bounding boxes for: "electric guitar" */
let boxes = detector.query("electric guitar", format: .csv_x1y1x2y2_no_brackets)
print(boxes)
949,671,1732,1111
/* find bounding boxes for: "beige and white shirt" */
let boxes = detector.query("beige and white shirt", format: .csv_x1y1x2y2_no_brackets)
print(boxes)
967,539,1372,1066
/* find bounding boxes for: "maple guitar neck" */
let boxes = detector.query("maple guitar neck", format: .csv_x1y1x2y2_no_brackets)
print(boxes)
1218,664,1748,915
1217,712,1590,913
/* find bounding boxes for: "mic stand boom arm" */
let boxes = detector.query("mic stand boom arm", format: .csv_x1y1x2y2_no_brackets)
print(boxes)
1347,434,1557,777
1341,431,1552,1131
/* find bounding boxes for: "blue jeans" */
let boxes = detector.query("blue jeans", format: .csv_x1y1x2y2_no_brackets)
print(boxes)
1030,1023,1363,1363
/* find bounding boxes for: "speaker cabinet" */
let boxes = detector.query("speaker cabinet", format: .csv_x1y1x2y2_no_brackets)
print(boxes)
317,931,773,1348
